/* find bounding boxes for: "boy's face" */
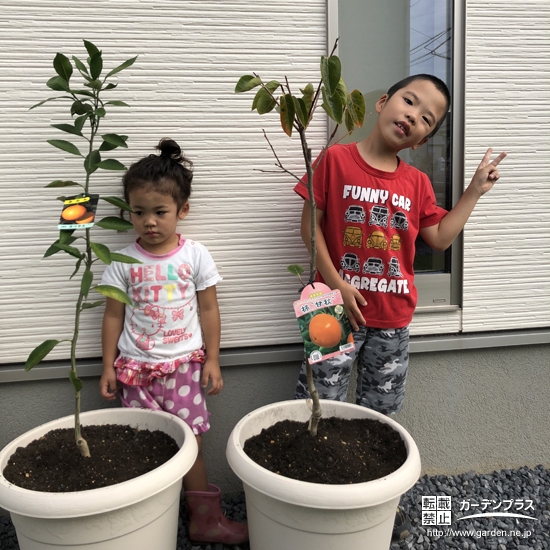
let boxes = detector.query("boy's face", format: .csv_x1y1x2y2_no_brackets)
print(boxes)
375,79,448,152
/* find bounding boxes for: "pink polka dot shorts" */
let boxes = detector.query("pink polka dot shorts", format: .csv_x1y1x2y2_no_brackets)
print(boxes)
118,360,210,435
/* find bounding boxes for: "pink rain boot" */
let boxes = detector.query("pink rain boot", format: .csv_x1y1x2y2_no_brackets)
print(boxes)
185,483,249,545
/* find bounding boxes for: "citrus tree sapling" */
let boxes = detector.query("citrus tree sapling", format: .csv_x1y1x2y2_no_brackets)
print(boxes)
235,40,366,435
25,40,139,457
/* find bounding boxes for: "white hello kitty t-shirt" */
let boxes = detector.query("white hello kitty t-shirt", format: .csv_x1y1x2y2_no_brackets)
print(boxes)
101,235,221,364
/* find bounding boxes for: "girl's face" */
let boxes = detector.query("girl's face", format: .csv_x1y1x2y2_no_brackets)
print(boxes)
128,188,189,255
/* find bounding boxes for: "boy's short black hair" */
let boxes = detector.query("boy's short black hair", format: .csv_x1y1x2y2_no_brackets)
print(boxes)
386,74,451,138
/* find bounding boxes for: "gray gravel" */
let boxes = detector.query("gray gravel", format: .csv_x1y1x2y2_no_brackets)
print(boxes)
1,465,548,549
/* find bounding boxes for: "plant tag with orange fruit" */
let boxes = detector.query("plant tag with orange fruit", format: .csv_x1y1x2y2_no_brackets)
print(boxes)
293,282,355,364
58,194,99,230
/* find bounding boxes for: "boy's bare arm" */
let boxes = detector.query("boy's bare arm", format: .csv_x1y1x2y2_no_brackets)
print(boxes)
197,285,223,395
301,200,366,330
420,148,507,251
100,297,125,400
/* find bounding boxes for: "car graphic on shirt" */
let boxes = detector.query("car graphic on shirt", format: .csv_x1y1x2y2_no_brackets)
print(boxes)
366,230,388,250
344,205,366,223
369,205,389,227
388,257,403,278
389,234,402,251
343,226,363,247
390,211,409,231
363,257,384,275
340,252,361,273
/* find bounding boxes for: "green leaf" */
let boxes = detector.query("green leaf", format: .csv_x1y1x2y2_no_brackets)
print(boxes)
96,159,126,170
69,89,95,98
54,243,84,259
320,55,341,98
100,195,133,212
321,86,343,124
253,88,277,115
300,83,315,113
235,75,262,93
46,76,70,92
105,56,138,78
95,107,106,118
101,133,128,148
74,115,87,133
104,100,130,107
84,149,101,175
70,257,83,279
96,216,134,231
87,79,103,90
43,244,60,258
81,269,94,297
45,180,83,188
252,80,279,111
90,51,103,80
345,107,355,134
71,100,92,116
53,53,73,82
103,83,118,90
279,94,295,137
51,123,83,137
287,264,305,276
47,140,82,156
293,96,309,128
349,89,366,128
72,55,89,75
25,340,63,370
82,300,105,310
335,78,347,105
43,236,76,258
69,370,83,393
94,285,133,305
111,252,142,264
29,97,63,110
91,242,112,264
59,229,76,244
99,141,118,152
83,40,100,58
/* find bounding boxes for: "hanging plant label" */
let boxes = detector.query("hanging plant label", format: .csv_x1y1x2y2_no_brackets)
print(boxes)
58,194,99,229
293,282,355,364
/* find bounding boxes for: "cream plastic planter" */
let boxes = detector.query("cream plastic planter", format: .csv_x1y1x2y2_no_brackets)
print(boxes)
0,408,198,550
226,400,421,550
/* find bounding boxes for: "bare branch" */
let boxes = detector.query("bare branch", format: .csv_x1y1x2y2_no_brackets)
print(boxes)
261,130,306,183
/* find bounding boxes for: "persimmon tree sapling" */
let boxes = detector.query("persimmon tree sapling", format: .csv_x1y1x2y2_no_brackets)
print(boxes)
235,40,366,436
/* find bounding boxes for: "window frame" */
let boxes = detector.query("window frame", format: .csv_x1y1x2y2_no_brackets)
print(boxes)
327,0,464,312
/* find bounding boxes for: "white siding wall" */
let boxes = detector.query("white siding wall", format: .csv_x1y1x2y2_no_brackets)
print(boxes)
1,1,549,366
0,1,326,363
462,0,550,330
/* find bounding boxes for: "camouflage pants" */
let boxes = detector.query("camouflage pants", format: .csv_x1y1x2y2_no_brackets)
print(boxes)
295,325,410,415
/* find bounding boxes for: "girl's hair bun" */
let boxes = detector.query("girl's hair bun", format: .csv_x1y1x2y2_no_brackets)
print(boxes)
122,138,194,209
157,138,186,164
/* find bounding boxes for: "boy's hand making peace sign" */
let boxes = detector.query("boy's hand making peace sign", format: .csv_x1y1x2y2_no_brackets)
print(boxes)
469,148,507,197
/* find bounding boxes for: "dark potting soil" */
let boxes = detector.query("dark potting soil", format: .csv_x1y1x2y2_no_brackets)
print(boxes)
244,416,407,484
2,424,179,492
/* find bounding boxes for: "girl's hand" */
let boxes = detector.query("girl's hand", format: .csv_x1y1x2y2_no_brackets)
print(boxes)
469,148,507,197
99,368,118,400
201,358,223,396
336,280,367,331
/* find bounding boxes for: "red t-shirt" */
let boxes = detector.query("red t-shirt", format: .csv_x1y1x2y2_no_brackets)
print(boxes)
294,143,447,328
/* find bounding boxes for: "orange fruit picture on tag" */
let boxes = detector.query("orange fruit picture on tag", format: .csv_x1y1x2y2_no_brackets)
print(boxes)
308,313,342,348
61,204,87,221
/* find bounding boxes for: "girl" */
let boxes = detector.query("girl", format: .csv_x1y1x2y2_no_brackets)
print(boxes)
99,138,248,545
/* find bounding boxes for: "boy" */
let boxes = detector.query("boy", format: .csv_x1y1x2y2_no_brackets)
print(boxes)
294,72,506,541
